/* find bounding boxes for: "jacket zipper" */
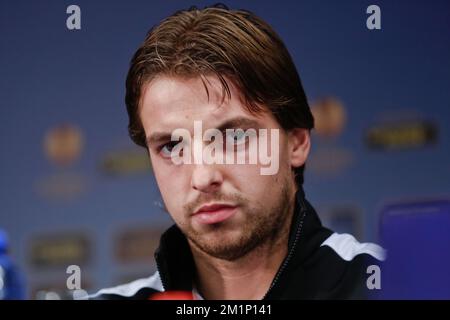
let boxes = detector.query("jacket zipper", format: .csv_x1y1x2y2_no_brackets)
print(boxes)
262,201,307,300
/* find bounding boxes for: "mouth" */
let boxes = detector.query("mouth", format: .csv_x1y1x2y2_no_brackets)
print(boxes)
192,203,238,225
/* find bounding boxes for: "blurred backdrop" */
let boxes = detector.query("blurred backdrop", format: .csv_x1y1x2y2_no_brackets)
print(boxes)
1,0,449,299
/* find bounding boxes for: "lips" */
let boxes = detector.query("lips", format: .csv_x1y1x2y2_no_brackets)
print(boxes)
192,203,238,225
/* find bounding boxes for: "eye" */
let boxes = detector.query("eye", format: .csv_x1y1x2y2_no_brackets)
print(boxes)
159,141,181,158
225,130,247,145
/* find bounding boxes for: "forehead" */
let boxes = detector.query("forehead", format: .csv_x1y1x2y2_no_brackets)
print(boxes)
139,75,277,134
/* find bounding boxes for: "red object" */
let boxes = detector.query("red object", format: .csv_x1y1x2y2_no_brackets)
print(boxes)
149,291,194,300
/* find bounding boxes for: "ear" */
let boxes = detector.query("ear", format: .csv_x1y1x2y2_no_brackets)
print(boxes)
288,128,311,169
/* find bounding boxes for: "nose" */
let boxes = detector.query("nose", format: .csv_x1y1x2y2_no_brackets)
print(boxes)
190,164,223,193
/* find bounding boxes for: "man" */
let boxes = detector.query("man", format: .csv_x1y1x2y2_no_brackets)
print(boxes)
92,4,385,300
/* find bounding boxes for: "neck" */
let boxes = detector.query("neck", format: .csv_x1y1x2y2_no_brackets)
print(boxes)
189,195,296,300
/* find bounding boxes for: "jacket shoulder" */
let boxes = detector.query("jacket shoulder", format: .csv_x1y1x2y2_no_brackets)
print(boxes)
89,271,164,300
306,232,386,299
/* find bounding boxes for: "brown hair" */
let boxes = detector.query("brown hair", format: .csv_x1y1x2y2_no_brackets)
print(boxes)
125,4,314,185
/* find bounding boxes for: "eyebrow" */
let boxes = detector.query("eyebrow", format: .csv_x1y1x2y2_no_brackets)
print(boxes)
146,132,173,147
216,117,263,132
145,116,263,147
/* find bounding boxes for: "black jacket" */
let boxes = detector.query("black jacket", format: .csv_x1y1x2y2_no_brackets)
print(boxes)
91,189,385,300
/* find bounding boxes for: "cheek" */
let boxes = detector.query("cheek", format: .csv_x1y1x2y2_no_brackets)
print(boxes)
150,156,181,207
226,164,277,195
154,174,185,222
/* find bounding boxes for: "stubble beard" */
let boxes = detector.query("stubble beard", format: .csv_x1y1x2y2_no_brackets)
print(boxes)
181,177,295,261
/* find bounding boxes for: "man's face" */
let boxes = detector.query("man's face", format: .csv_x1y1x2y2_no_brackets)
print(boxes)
140,75,298,261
